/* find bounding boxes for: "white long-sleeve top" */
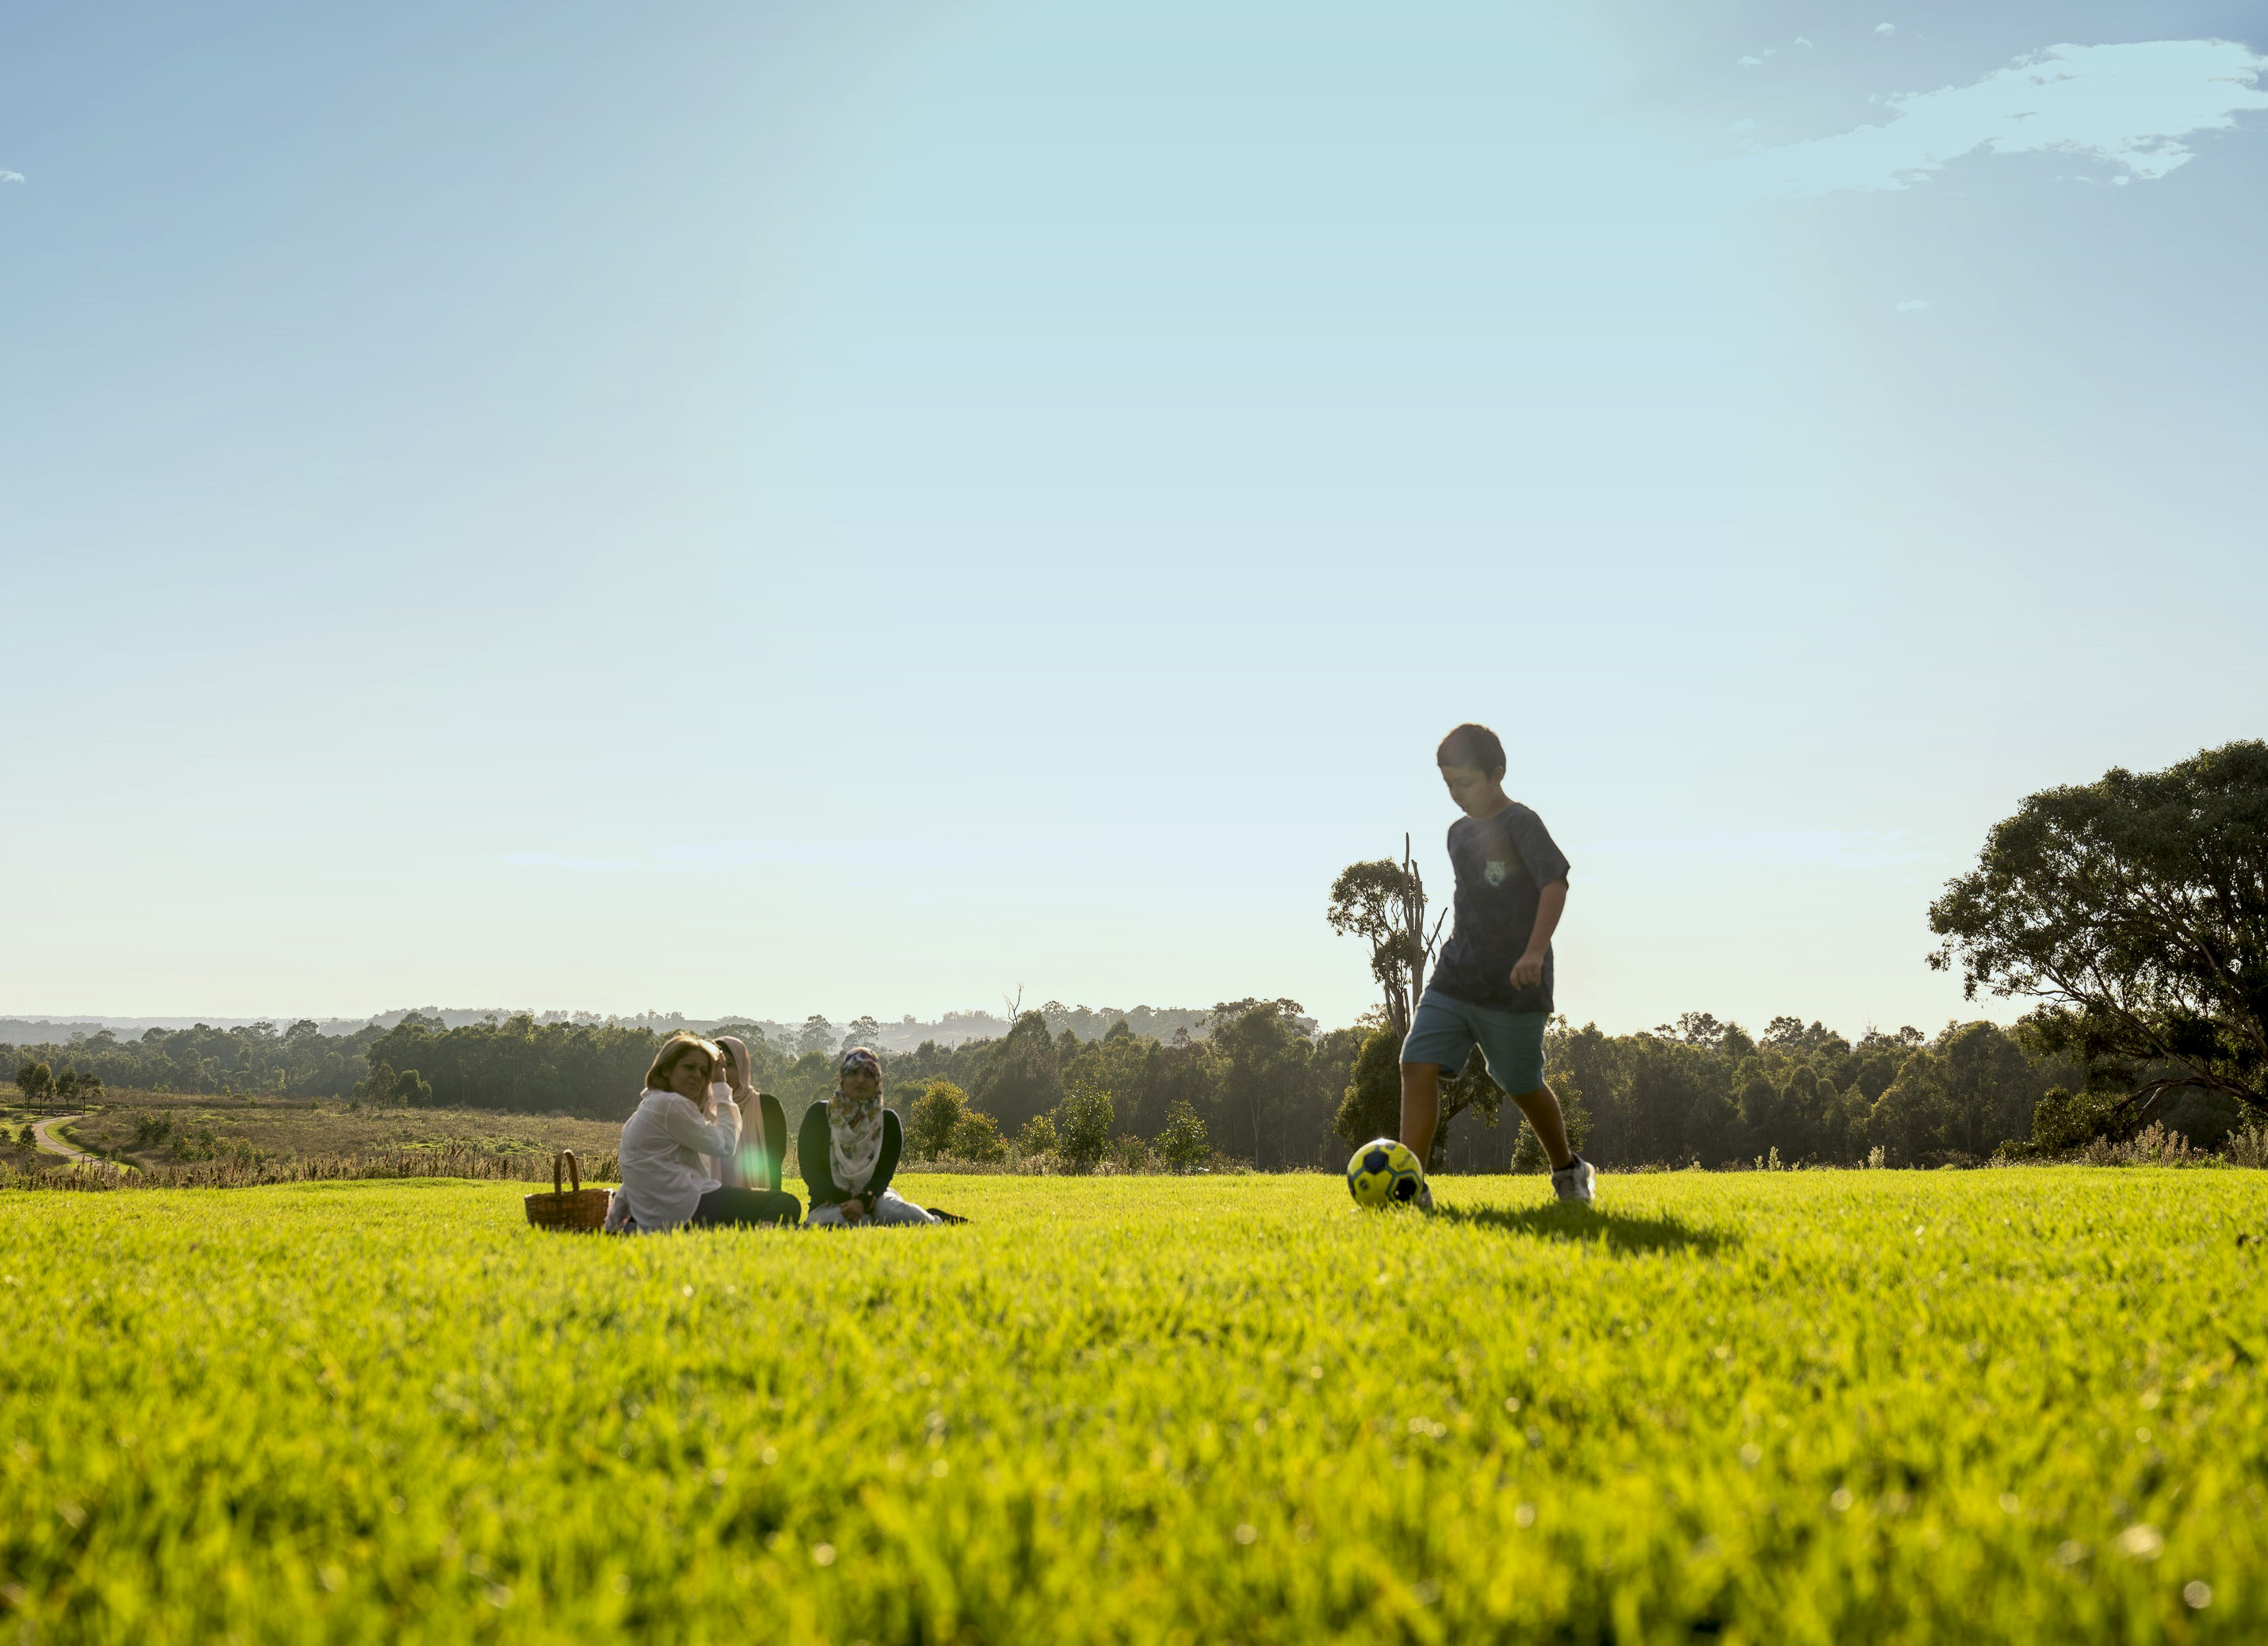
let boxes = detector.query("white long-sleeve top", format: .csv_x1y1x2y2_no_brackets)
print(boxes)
606,1087,742,1233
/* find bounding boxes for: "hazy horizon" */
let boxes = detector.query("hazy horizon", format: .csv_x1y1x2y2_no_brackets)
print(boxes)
6,2,2262,1035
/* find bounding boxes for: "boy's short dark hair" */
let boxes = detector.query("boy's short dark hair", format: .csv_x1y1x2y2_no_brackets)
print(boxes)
1436,723,1505,776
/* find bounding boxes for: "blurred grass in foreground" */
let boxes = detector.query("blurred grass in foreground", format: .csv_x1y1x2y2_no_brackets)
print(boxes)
2,1171,2265,1643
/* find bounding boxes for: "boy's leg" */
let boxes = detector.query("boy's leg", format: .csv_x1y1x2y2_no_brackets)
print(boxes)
1398,1060,1445,1167
1474,1010,1570,1166
1400,994,1479,1201
1505,1087,1574,1171
1401,1007,1475,1162
1474,1009,1593,1199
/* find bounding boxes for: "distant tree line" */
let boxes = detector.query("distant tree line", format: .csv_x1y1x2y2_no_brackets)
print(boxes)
1321,1010,2214,1172
0,1003,1362,1168
21,999,2196,1171
2,1021,381,1103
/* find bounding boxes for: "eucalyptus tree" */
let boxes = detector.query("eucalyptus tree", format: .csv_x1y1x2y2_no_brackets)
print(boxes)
1929,740,2268,1119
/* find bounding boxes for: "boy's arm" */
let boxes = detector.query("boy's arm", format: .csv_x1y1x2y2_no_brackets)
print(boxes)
1509,878,1569,989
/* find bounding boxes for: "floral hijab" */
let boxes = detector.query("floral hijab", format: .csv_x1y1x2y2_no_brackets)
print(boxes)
830,1047,885,1195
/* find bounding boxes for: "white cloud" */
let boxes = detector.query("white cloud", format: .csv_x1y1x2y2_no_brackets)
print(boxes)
0,171,23,185
1738,55,1763,67
1738,40,2268,197
1876,23,1898,36
1795,37,1815,49
1731,118,1760,132
1895,297,1933,311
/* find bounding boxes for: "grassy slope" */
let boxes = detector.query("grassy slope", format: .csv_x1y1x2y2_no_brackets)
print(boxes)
2,1171,2263,1644
58,1100,625,1170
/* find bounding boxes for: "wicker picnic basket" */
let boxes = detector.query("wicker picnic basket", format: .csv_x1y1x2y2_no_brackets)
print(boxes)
524,1150,610,1232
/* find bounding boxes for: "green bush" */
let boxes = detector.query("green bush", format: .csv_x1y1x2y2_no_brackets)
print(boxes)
1332,1028,1401,1145
907,1081,971,1160
1157,1101,1210,1172
951,1109,1006,1163
2012,1087,2128,1156
1054,1081,1115,1174
1015,1113,1058,1158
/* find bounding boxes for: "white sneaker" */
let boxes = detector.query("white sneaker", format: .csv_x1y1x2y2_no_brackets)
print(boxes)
1413,1180,1435,1213
1551,1157,1597,1205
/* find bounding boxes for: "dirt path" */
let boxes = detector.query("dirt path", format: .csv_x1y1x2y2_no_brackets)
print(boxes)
30,1113,101,1165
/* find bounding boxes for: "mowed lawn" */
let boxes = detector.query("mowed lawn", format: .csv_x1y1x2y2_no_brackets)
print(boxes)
3,1171,2266,1644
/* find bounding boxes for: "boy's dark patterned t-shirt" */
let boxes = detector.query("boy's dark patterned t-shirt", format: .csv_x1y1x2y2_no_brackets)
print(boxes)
1426,803,1571,1014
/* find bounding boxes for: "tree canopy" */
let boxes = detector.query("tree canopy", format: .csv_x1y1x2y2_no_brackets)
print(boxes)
1327,859,1426,1035
1928,739,2268,1117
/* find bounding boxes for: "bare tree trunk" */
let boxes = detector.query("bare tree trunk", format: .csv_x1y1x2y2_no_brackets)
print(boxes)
1405,834,1426,1033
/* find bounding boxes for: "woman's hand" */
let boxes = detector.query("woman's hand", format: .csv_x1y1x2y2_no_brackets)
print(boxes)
717,1037,755,1098
841,1196,867,1224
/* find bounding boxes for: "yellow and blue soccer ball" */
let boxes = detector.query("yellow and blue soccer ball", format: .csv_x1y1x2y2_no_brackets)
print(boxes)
1346,1137,1424,1209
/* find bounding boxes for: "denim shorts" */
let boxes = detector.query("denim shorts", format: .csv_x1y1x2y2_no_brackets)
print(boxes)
1401,991,1548,1094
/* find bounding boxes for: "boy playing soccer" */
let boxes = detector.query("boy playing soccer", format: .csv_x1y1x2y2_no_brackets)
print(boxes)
1402,723,1596,1208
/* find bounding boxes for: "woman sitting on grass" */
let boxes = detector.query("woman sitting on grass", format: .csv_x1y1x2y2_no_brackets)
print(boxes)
801,1047,935,1227
606,1033,801,1232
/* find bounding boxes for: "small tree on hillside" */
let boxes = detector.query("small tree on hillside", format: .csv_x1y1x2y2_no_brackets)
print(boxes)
1016,1112,1059,1159
1333,1026,1402,1146
1158,1101,1210,1171
1054,1080,1115,1174
794,1016,840,1060
952,1108,1006,1163
1210,999,1314,1167
15,1061,53,1106
977,1013,1062,1133
908,1080,971,1159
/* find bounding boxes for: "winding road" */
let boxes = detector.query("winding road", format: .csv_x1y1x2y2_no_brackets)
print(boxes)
29,1113,101,1165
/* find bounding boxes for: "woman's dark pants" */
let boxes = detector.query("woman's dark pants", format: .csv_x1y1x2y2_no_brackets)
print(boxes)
691,1186,802,1227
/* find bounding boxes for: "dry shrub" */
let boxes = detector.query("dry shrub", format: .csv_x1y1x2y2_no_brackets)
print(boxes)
2078,1121,2202,1167
2220,1123,2268,1170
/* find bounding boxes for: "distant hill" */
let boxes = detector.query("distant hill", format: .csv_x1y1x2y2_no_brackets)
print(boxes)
0,1002,1231,1053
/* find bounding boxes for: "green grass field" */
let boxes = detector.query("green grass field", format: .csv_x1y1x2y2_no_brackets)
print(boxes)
4,1170,2264,1643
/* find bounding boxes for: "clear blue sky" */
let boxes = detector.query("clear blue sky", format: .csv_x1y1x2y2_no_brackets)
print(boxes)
4,2,2263,1035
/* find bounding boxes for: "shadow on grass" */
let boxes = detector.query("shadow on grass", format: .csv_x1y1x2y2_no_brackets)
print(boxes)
1437,1202,1734,1257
